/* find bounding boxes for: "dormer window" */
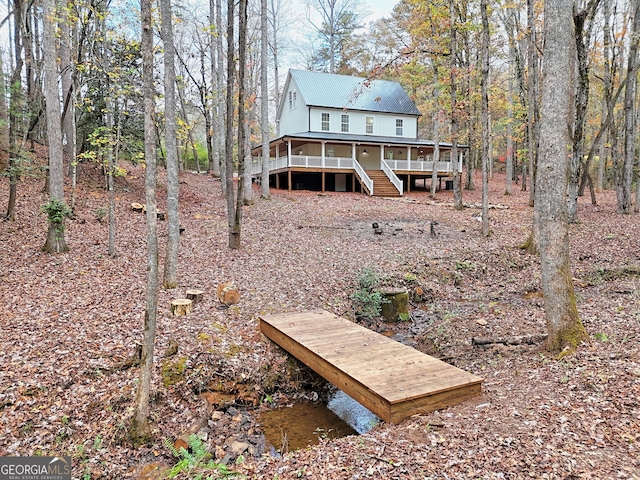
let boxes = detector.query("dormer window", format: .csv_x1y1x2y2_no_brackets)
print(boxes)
341,114,349,132
396,119,403,136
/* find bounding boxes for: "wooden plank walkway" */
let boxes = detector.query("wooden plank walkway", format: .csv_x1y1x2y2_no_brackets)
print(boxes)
259,310,483,424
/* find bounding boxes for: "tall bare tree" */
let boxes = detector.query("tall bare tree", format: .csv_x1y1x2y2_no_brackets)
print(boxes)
260,0,271,199
619,0,640,213
161,0,180,288
5,0,26,221
536,0,587,354
42,0,69,253
306,0,362,73
132,0,159,440
225,0,245,249
450,0,462,210
525,0,539,205
480,0,490,237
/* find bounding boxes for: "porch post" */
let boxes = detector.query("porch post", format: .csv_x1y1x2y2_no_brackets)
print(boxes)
276,143,280,162
407,174,411,194
287,141,292,167
351,143,356,160
381,145,385,166
288,170,292,191
321,141,326,168
407,146,412,163
322,172,325,192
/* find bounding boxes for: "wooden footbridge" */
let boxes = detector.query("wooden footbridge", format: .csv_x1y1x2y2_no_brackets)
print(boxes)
259,310,483,424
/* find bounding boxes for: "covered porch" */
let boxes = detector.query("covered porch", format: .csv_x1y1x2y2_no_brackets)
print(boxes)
250,132,465,197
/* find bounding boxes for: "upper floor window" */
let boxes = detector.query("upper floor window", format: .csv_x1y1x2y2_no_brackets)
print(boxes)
396,119,403,136
366,116,373,134
288,90,297,110
341,114,349,132
321,113,330,131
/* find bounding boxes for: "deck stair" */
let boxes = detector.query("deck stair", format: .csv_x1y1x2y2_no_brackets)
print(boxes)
259,310,483,424
367,170,402,197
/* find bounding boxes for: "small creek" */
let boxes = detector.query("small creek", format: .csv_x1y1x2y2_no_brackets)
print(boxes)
258,391,379,452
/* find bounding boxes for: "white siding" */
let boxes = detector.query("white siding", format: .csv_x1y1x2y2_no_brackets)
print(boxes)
309,108,417,137
278,78,309,136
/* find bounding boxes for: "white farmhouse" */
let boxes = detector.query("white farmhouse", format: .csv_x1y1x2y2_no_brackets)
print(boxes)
251,69,464,196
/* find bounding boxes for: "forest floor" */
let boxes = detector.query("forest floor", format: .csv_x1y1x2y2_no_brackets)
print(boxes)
1,161,639,479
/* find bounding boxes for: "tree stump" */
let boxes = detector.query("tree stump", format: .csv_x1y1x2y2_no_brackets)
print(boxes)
217,282,240,305
131,202,144,213
157,211,166,220
170,299,192,316
378,287,409,323
186,289,205,304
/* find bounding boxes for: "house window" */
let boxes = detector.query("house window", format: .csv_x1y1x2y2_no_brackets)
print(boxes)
366,116,373,134
341,114,349,132
396,119,403,136
321,113,330,131
288,90,297,110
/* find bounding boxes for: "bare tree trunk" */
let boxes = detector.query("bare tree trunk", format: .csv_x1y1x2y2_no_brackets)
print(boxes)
451,0,462,210
430,68,439,200
208,0,220,176
225,0,244,249
162,0,180,289
0,40,9,170
536,0,587,355
6,0,25,221
243,111,253,205
568,2,599,224
131,0,159,441
42,0,69,254
619,0,639,213
260,0,271,199
505,73,513,196
270,0,281,135
217,0,227,194
107,99,116,257
480,0,490,237
598,0,611,193
526,0,538,206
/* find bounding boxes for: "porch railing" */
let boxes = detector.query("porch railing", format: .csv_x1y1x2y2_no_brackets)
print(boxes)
384,159,454,173
353,159,373,195
289,155,354,169
250,152,463,176
381,159,403,196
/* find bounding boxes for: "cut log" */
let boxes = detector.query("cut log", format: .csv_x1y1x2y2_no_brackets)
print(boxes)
157,211,166,220
471,334,547,346
170,299,192,316
378,287,409,323
186,289,205,304
217,282,240,305
131,202,144,213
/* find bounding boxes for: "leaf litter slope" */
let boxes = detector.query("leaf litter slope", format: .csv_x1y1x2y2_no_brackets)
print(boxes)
0,165,638,478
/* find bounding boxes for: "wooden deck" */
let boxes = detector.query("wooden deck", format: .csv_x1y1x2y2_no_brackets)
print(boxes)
259,310,483,424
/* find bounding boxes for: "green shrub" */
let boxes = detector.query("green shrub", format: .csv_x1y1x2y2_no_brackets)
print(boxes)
351,268,387,321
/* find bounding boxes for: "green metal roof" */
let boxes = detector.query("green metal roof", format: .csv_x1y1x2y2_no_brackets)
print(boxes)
289,70,421,116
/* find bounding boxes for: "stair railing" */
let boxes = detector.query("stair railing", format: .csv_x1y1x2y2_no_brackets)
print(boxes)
353,159,374,195
381,159,403,196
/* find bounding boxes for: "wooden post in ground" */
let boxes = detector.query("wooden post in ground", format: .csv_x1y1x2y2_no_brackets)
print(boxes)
170,299,192,316
186,289,205,303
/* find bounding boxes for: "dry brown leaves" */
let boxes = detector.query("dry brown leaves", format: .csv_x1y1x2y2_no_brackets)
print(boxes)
1,163,638,479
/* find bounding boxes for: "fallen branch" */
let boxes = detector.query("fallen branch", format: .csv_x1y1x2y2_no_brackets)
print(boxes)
471,334,547,346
